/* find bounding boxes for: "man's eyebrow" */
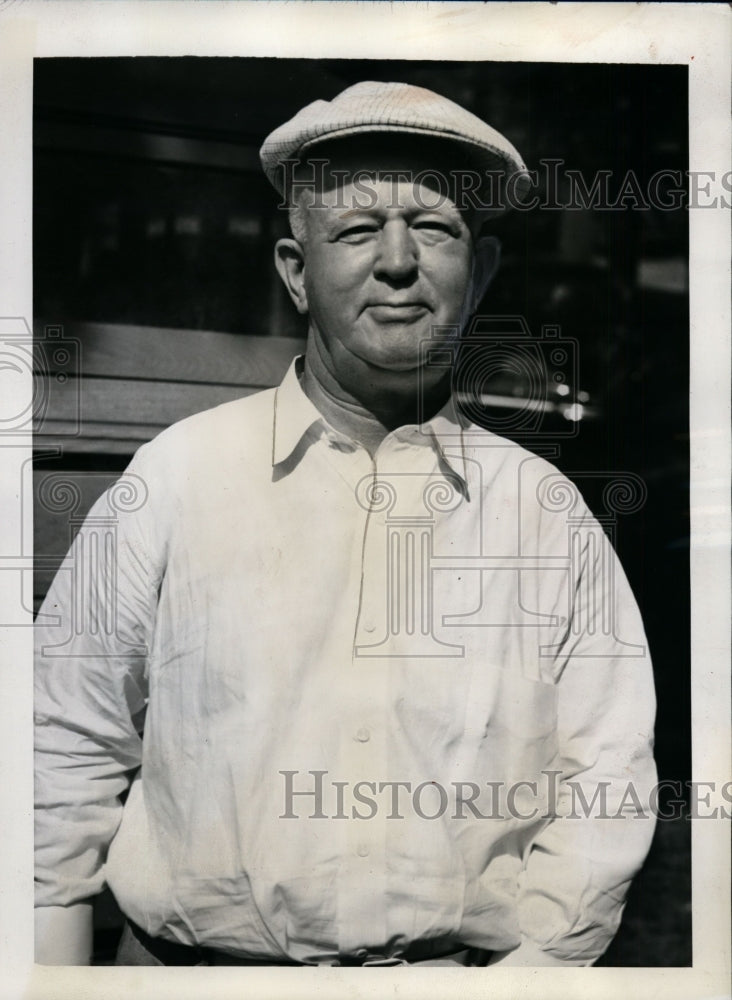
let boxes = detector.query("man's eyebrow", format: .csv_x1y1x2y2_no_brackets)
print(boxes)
338,209,372,220
335,205,464,221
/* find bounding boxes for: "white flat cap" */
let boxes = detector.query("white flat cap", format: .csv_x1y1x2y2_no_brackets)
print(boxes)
260,80,531,210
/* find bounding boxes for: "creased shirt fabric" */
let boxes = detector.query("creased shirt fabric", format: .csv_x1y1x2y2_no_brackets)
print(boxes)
35,358,657,965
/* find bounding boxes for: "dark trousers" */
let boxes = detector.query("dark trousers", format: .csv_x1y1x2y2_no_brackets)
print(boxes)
115,920,489,967
115,920,302,966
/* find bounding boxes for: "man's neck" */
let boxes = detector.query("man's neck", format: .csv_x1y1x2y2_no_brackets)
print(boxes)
301,339,451,457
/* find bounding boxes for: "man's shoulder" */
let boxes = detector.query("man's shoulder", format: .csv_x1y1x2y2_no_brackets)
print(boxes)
128,387,276,481
143,387,275,453
460,423,590,522
461,423,570,484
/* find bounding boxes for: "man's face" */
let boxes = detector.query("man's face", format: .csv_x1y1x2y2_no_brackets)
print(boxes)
294,151,477,389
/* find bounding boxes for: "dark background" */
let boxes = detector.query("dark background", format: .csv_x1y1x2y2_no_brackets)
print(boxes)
33,57,690,966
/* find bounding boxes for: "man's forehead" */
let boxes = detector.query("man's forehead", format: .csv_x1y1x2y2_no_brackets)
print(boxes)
305,179,466,224
291,134,484,227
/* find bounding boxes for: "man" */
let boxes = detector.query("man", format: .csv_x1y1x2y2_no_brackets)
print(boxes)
35,81,656,967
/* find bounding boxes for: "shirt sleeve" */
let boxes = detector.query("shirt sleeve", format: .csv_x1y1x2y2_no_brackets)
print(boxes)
516,499,657,964
34,447,161,908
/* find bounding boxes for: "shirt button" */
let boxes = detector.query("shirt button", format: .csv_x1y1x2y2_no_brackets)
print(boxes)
362,621,376,633
356,843,370,858
355,727,370,743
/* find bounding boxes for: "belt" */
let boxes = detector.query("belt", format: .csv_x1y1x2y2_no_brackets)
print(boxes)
123,920,489,967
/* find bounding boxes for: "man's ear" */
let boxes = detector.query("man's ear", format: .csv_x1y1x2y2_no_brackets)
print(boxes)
468,235,501,314
274,239,309,315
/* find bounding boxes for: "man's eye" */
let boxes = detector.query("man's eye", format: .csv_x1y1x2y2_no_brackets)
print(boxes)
413,221,454,238
337,225,378,243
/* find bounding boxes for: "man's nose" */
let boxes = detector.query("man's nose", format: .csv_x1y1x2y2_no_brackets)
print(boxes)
373,221,418,281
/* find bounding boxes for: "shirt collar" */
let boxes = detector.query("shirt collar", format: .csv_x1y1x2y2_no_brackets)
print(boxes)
425,398,470,489
271,356,325,467
272,356,470,489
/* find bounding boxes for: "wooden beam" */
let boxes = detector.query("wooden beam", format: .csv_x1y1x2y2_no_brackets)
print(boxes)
34,321,303,385
33,321,302,454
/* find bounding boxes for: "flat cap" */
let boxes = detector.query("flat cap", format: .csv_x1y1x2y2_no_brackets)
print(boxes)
260,80,531,210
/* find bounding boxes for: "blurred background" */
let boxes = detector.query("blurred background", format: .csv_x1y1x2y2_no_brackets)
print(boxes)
33,57,690,965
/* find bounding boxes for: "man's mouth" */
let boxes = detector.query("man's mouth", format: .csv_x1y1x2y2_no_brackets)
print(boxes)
366,303,430,322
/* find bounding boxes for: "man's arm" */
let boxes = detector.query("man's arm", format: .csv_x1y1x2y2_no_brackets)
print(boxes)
513,498,657,964
34,457,158,963
488,938,592,967
35,903,93,966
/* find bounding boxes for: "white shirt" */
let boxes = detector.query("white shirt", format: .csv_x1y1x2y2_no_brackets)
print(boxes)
35,358,657,965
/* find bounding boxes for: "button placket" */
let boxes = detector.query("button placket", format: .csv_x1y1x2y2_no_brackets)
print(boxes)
355,498,389,648
339,441,429,956
336,650,388,955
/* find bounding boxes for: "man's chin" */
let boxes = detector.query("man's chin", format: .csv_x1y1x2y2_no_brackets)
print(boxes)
350,341,434,374
338,334,457,381
356,354,428,375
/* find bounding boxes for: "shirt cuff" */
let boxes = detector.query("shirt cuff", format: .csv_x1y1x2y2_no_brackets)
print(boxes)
488,937,595,967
